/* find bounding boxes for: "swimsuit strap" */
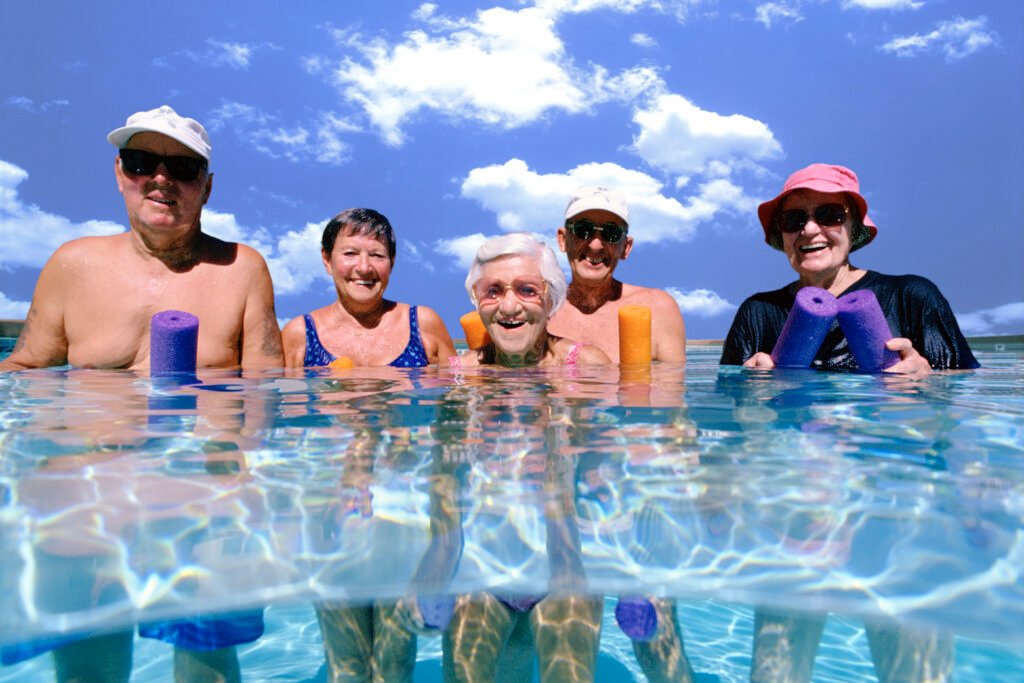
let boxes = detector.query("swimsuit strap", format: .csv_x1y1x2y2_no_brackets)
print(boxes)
390,305,430,368
565,342,585,366
303,314,337,367
448,355,464,370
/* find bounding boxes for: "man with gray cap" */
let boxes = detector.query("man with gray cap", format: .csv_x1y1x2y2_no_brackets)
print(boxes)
548,185,686,362
0,105,282,682
1,104,283,372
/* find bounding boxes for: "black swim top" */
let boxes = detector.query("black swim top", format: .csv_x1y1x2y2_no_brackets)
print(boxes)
303,305,430,368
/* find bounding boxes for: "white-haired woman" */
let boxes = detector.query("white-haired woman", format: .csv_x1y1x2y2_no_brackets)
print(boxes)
453,233,610,368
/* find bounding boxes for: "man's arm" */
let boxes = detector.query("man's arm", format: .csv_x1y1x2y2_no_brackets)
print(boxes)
650,289,686,363
0,252,71,372
238,246,284,369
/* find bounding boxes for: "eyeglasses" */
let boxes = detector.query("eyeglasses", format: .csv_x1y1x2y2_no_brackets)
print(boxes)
119,148,208,182
776,203,848,234
565,218,627,244
473,277,548,306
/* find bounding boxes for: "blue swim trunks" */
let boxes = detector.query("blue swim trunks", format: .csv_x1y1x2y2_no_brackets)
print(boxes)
2,611,264,665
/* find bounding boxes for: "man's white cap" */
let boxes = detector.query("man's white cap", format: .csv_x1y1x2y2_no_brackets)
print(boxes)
107,105,212,162
564,186,629,225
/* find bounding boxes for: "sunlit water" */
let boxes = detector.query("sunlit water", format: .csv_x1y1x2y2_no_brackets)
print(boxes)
0,346,1021,681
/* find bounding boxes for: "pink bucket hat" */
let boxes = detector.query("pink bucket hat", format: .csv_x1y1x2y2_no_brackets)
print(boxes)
757,163,876,251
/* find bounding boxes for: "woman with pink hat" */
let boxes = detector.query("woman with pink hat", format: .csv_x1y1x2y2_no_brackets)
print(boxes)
721,163,977,681
720,162,977,373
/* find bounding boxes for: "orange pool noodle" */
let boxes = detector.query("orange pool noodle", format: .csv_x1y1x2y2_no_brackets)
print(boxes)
619,305,652,365
329,356,354,369
460,311,492,350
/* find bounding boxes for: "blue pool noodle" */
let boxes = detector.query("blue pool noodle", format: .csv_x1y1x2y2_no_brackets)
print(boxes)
836,290,900,372
771,287,838,368
615,595,658,641
150,310,199,374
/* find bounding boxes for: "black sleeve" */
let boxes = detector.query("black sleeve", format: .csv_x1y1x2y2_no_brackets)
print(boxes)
720,293,789,365
891,276,980,369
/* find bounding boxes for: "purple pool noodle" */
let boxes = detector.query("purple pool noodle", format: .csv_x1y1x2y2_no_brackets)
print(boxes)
837,290,900,372
150,310,199,374
498,594,545,613
770,287,838,367
417,595,455,631
615,596,658,641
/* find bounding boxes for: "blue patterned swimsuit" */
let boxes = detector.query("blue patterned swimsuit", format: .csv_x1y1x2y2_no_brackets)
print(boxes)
303,305,430,368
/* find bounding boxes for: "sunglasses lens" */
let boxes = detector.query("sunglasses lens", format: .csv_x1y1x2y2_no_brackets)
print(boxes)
164,157,205,182
778,210,808,233
815,204,847,227
120,149,159,176
570,220,596,241
601,224,624,243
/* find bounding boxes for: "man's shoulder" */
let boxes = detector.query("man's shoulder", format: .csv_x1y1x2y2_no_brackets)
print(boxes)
620,282,678,309
47,233,127,268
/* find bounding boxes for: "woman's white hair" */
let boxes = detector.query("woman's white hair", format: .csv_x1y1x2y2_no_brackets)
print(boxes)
464,233,567,314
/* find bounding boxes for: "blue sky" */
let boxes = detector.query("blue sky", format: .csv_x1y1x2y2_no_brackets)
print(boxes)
1,0,1021,340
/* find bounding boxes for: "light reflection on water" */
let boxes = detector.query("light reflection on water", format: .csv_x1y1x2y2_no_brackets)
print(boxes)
0,347,1022,681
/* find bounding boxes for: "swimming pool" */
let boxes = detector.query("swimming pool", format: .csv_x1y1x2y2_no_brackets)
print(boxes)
0,345,1021,681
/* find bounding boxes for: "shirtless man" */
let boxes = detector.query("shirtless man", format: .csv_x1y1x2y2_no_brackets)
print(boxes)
0,105,283,682
0,104,282,373
547,185,686,363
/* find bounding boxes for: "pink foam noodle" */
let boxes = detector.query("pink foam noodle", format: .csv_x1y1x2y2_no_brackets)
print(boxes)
836,290,900,372
150,310,199,374
770,287,838,368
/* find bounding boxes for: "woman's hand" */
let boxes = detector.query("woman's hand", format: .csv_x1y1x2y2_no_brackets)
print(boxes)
884,337,932,375
743,352,776,369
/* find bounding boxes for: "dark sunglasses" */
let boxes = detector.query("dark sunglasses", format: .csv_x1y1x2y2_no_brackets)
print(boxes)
119,148,208,182
565,218,627,244
776,203,848,234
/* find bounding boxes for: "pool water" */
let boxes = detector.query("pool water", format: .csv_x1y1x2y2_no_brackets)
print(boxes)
0,346,1021,681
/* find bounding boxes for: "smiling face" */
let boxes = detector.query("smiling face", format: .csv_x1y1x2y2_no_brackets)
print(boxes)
115,132,211,240
778,189,854,285
475,255,551,363
557,208,633,286
323,231,393,307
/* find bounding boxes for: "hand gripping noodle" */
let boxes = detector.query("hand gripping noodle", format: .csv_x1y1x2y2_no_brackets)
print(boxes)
618,305,652,365
837,290,900,372
460,311,492,350
615,595,658,641
417,595,456,631
770,287,838,368
150,310,199,374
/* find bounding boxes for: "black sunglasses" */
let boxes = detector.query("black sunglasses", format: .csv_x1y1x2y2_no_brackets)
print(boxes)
565,218,627,244
119,148,208,182
776,203,848,234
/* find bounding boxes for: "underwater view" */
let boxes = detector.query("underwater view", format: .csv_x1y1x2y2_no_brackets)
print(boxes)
0,345,1021,682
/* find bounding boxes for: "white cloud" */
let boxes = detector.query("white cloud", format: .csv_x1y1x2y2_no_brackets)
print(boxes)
459,158,757,246
401,240,436,274
0,291,30,319
630,32,657,48
535,0,705,21
956,302,1024,336
434,232,491,271
4,97,70,113
843,0,923,9
666,287,737,317
0,160,124,270
631,93,782,179
880,16,997,61
754,2,803,29
161,40,278,70
328,6,588,147
206,102,360,165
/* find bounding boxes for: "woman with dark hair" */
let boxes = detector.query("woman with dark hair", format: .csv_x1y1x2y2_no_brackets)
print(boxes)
282,208,455,368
